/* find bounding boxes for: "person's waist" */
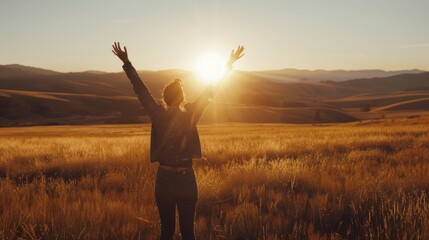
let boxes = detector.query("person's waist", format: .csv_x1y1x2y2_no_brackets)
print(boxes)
159,165,192,172
156,157,206,164
158,157,206,172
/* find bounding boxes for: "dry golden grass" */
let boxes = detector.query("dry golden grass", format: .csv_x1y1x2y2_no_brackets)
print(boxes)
1,118,429,239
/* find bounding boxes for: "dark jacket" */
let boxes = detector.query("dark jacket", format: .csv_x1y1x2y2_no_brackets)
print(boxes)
123,62,215,167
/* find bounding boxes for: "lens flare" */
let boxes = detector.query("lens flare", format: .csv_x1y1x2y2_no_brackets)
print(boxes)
195,52,226,84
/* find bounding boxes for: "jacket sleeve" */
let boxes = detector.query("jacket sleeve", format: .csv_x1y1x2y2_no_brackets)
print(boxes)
122,61,164,119
190,84,215,122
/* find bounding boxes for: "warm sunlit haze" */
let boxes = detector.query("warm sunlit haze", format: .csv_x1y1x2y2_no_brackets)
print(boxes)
1,0,429,72
194,52,227,84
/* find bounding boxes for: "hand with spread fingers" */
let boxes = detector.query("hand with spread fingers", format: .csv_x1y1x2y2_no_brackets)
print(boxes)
112,42,129,64
227,45,245,68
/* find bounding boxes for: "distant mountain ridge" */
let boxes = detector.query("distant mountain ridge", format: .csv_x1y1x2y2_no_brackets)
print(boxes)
0,64,424,82
0,64,60,77
249,68,424,83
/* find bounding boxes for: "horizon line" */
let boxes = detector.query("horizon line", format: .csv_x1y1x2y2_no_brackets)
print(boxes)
0,63,427,74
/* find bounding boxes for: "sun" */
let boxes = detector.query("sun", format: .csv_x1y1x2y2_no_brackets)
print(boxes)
195,52,226,84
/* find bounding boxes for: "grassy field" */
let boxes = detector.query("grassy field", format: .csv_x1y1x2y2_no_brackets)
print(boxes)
1,118,429,239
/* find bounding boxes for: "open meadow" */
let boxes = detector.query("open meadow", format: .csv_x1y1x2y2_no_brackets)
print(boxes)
1,118,429,239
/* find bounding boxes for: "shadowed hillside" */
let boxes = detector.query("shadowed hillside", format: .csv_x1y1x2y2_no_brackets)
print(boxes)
374,97,429,112
340,72,429,92
250,68,423,83
324,91,429,108
0,64,427,126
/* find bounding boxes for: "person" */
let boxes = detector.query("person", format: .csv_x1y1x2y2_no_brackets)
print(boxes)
112,42,244,240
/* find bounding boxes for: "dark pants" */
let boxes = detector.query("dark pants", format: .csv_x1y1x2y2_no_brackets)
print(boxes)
155,167,198,240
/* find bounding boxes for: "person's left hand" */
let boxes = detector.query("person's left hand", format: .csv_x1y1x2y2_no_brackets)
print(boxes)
112,42,129,63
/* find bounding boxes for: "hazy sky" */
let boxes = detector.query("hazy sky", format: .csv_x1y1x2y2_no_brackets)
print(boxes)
0,0,428,72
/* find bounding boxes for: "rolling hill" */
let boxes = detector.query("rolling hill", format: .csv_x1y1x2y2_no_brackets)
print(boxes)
0,64,427,126
373,97,429,112
250,68,423,83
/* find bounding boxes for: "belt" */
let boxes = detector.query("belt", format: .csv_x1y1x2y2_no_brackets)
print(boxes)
159,165,192,172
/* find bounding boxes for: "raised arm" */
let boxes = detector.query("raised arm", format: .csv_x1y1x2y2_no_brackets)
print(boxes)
213,45,245,97
112,42,163,119
189,45,245,122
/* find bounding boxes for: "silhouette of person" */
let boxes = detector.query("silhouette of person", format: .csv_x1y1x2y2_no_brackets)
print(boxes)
112,42,244,240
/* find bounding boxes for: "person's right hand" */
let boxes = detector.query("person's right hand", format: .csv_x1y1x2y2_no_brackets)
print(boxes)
112,42,129,63
227,45,245,68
